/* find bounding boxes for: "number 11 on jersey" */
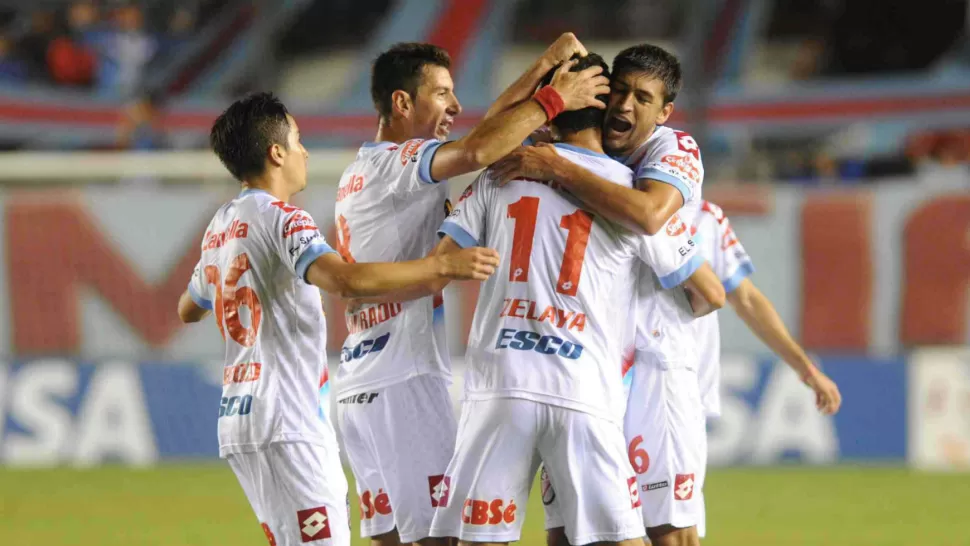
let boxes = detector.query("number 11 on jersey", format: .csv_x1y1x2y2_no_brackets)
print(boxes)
506,196,593,297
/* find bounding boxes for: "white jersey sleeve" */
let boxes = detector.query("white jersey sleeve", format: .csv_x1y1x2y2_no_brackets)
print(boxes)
694,201,754,293
635,212,703,289
373,138,447,192
631,127,704,207
265,201,338,282
187,259,213,310
438,174,493,248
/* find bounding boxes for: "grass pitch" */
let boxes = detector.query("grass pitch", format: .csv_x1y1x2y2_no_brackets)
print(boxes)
0,465,967,545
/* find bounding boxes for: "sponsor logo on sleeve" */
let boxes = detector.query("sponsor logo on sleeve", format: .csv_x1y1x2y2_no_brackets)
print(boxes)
400,139,423,166
283,213,319,238
666,214,687,237
673,130,701,160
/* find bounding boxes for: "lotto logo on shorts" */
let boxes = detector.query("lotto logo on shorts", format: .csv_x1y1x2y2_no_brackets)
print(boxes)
296,506,331,542
461,499,516,525
674,474,695,501
627,477,641,508
429,475,451,507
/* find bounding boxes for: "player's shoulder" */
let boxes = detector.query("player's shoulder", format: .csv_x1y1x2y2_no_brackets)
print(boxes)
698,200,726,223
356,139,435,168
243,190,317,238
644,125,702,163
553,143,633,188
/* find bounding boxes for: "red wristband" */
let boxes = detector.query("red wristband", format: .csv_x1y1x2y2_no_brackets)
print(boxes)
533,86,566,120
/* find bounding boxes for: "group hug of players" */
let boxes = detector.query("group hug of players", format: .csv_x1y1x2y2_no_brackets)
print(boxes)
178,33,843,546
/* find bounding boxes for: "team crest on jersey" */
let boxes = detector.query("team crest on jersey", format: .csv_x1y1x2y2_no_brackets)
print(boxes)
665,214,687,237
458,184,474,203
400,139,423,165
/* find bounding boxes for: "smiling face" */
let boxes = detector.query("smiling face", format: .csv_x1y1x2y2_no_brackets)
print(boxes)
410,64,462,140
603,71,675,157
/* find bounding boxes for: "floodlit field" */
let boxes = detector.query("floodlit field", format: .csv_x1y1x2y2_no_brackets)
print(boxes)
0,465,967,546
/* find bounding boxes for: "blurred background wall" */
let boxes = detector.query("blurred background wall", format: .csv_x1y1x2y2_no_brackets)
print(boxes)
0,0,967,472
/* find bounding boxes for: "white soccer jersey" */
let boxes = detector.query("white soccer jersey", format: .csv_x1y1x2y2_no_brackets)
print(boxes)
440,143,700,423
691,201,754,416
623,125,704,224
332,139,453,398
187,189,338,457
632,210,706,370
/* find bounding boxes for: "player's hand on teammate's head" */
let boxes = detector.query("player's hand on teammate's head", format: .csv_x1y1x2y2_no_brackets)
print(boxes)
437,247,501,281
549,60,610,111
542,32,588,65
804,370,842,415
491,143,562,187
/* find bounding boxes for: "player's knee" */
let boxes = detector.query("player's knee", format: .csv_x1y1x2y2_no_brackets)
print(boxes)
546,526,570,546
417,537,455,546
371,528,403,546
646,525,699,546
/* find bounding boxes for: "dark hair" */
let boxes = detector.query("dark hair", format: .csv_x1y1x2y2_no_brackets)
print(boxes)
210,92,290,182
539,53,610,135
612,44,682,103
371,42,451,120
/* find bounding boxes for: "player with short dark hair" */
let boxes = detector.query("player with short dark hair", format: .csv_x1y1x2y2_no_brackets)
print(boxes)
331,34,610,546
178,92,499,546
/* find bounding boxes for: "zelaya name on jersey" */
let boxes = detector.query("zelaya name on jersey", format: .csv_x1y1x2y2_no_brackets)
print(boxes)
187,189,338,457
690,200,755,416
623,125,704,223
439,144,701,423
332,139,452,397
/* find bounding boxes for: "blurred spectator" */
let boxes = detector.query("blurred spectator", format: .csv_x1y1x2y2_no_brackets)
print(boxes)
115,93,167,150
909,130,970,190
46,1,100,87
94,4,157,98
20,10,57,82
0,34,27,83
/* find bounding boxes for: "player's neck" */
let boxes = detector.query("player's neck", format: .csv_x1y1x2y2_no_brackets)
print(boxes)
560,128,606,155
374,118,414,145
241,175,291,203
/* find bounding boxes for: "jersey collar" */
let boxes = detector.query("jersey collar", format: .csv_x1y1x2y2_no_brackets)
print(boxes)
553,142,611,160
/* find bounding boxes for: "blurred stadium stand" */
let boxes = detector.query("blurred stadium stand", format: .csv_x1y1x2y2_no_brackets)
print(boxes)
0,0,967,476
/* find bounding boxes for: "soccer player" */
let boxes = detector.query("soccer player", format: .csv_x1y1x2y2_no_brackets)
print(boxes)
176,93,499,546
492,45,724,546
426,53,718,546
332,37,608,546
690,200,842,536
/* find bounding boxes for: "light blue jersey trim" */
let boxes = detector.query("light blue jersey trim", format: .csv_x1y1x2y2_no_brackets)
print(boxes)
658,253,704,289
438,221,479,248
418,140,446,184
637,168,691,203
187,282,212,311
296,243,337,283
238,188,270,198
722,261,755,293
554,142,612,160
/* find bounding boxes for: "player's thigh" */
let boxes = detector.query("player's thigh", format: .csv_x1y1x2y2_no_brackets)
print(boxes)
226,451,280,544
538,464,566,534
538,407,644,546
430,398,540,544
265,441,352,546
625,363,705,532
646,524,700,546
339,375,458,542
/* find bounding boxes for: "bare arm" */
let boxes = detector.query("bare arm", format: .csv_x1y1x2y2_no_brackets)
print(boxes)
684,262,726,317
483,33,587,119
177,290,210,323
343,236,467,306
430,64,609,182
306,245,498,299
490,143,683,235
728,277,842,414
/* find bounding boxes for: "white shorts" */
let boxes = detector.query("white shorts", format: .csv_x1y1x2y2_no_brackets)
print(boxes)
337,374,457,543
624,359,706,532
429,397,644,545
227,441,350,546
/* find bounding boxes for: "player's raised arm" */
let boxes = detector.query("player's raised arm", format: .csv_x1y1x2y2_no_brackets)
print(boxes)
491,142,681,235
483,32,588,120
428,60,609,182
